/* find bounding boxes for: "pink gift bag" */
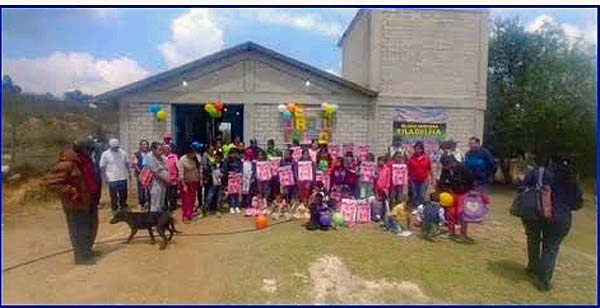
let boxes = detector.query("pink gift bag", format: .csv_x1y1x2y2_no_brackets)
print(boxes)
256,161,273,181
269,157,282,176
356,199,371,223
392,164,408,186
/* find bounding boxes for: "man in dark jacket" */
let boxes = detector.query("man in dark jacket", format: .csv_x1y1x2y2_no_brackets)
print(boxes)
464,137,497,193
45,137,100,265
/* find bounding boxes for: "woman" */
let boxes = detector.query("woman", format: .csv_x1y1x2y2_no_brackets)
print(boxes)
407,141,432,208
520,155,583,291
178,145,203,223
144,142,170,213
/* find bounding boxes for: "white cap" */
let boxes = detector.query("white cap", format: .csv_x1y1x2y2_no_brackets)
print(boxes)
109,138,119,148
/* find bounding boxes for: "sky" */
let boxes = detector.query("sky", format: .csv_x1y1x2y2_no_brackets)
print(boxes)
1,8,597,96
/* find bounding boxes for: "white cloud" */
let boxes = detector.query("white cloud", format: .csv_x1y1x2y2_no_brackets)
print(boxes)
526,14,595,44
254,10,346,38
158,9,224,69
4,52,150,96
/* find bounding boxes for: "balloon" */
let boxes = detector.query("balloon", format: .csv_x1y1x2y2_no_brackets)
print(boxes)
214,101,224,112
150,104,160,113
325,105,335,114
278,104,287,113
282,111,293,120
255,214,268,230
286,102,296,113
440,192,454,207
157,110,167,121
321,102,328,111
332,212,344,226
319,212,332,227
204,103,212,112
332,104,340,111
293,131,303,141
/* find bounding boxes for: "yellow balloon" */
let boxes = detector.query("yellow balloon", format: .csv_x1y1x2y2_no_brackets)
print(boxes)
326,105,335,114
157,110,167,121
439,192,454,207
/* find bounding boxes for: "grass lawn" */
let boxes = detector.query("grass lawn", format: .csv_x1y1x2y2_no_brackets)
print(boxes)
2,185,596,304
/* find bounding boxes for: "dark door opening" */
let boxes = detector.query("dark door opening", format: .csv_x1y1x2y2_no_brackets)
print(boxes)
174,104,244,150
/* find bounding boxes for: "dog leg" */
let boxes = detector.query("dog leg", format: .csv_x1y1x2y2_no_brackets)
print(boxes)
157,227,168,250
148,228,156,244
125,229,138,244
170,219,182,234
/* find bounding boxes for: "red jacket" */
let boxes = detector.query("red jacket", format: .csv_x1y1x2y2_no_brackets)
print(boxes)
407,154,431,182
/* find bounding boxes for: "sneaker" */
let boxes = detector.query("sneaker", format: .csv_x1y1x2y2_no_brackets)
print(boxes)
229,208,235,214
235,207,241,214
400,231,413,237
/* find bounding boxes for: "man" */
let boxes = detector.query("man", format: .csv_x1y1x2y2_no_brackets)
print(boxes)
100,138,130,215
464,137,497,193
131,139,151,210
45,138,100,265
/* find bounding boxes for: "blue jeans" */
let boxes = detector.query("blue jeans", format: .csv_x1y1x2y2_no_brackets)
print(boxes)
206,185,221,212
409,180,428,208
229,194,241,209
109,180,128,214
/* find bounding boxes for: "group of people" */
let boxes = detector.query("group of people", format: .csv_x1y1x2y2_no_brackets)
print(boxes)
44,131,583,293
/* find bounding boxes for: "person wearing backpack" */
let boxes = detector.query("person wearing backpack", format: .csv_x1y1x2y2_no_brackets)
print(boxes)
519,155,583,292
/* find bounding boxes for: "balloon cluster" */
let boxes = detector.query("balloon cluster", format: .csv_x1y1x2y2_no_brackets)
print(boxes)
278,102,306,141
321,102,339,118
149,103,167,121
204,101,225,118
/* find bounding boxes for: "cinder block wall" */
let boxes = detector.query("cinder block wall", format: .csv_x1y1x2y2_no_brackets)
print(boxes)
121,102,172,154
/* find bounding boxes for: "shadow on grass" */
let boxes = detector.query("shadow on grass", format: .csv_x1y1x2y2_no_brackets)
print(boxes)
487,259,531,283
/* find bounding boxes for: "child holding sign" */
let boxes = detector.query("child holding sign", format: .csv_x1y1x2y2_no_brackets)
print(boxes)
297,150,314,207
390,153,408,205
358,153,376,199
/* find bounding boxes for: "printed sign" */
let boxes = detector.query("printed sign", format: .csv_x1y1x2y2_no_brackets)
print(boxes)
393,107,448,156
256,161,272,182
297,161,314,182
358,145,369,161
360,161,375,182
227,173,242,195
392,164,408,186
278,165,295,187
309,149,318,163
291,146,303,162
340,198,357,226
269,157,282,177
356,199,371,223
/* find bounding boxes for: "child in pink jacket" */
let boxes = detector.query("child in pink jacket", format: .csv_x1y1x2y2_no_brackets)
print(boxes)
165,145,179,212
375,156,391,197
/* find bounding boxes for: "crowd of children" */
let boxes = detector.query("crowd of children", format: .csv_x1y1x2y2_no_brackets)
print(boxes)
137,134,491,242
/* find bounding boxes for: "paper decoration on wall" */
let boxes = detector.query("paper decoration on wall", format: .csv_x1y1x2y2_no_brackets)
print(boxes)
392,164,408,186
256,161,272,181
297,161,314,182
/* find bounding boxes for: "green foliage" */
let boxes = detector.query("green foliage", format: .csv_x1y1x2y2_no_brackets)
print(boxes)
486,17,597,177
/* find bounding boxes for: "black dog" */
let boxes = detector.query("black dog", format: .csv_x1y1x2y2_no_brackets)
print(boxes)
110,211,181,250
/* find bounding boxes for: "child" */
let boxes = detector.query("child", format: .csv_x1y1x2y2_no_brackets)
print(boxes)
438,141,460,192
358,153,376,199
389,152,406,205
242,152,254,209
418,193,445,241
256,151,272,200
306,192,332,231
222,149,243,214
344,151,359,198
246,191,268,216
206,152,223,214
297,150,314,207
164,145,179,212
370,190,386,223
270,193,290,220
330,157,347,192
280,150,297,203
380,193,412,236
375,156,391,197
391,201,411,232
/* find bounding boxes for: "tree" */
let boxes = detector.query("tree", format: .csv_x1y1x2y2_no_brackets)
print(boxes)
486,17,596,181
64,89,93,103
2,75,22,94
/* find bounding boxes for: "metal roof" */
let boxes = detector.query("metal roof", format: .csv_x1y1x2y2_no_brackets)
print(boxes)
95,41,377,101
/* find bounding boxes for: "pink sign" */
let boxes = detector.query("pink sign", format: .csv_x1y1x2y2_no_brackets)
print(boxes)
356,199,371,223
315,171,331,191
340,198,357,226
269,157,282,176
291,146,303,162
227,173,242,195
297,161,314,182
278,165,295,187
342,143,354,156
328,144,340,159
392,164,408,186
360,161,375,182
358,145,369,161
256,161,272,181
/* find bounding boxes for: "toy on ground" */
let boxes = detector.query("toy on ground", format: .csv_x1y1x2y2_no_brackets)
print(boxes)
255,214,269,230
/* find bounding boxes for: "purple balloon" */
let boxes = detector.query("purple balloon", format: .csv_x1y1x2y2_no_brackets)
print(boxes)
319,212,332,227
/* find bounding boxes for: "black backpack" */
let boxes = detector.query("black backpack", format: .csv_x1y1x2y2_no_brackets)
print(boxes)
510,167,547,220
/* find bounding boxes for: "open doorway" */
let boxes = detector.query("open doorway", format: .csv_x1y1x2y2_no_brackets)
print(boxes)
173,104,244,150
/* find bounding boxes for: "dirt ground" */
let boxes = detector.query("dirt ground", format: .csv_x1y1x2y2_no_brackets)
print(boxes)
2,184,597,304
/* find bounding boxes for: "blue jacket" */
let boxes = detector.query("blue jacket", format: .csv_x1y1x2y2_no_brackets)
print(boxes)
465,147,497,185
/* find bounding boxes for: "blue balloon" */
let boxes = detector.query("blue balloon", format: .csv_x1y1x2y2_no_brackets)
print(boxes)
150,104,160,113
282,111,292,119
